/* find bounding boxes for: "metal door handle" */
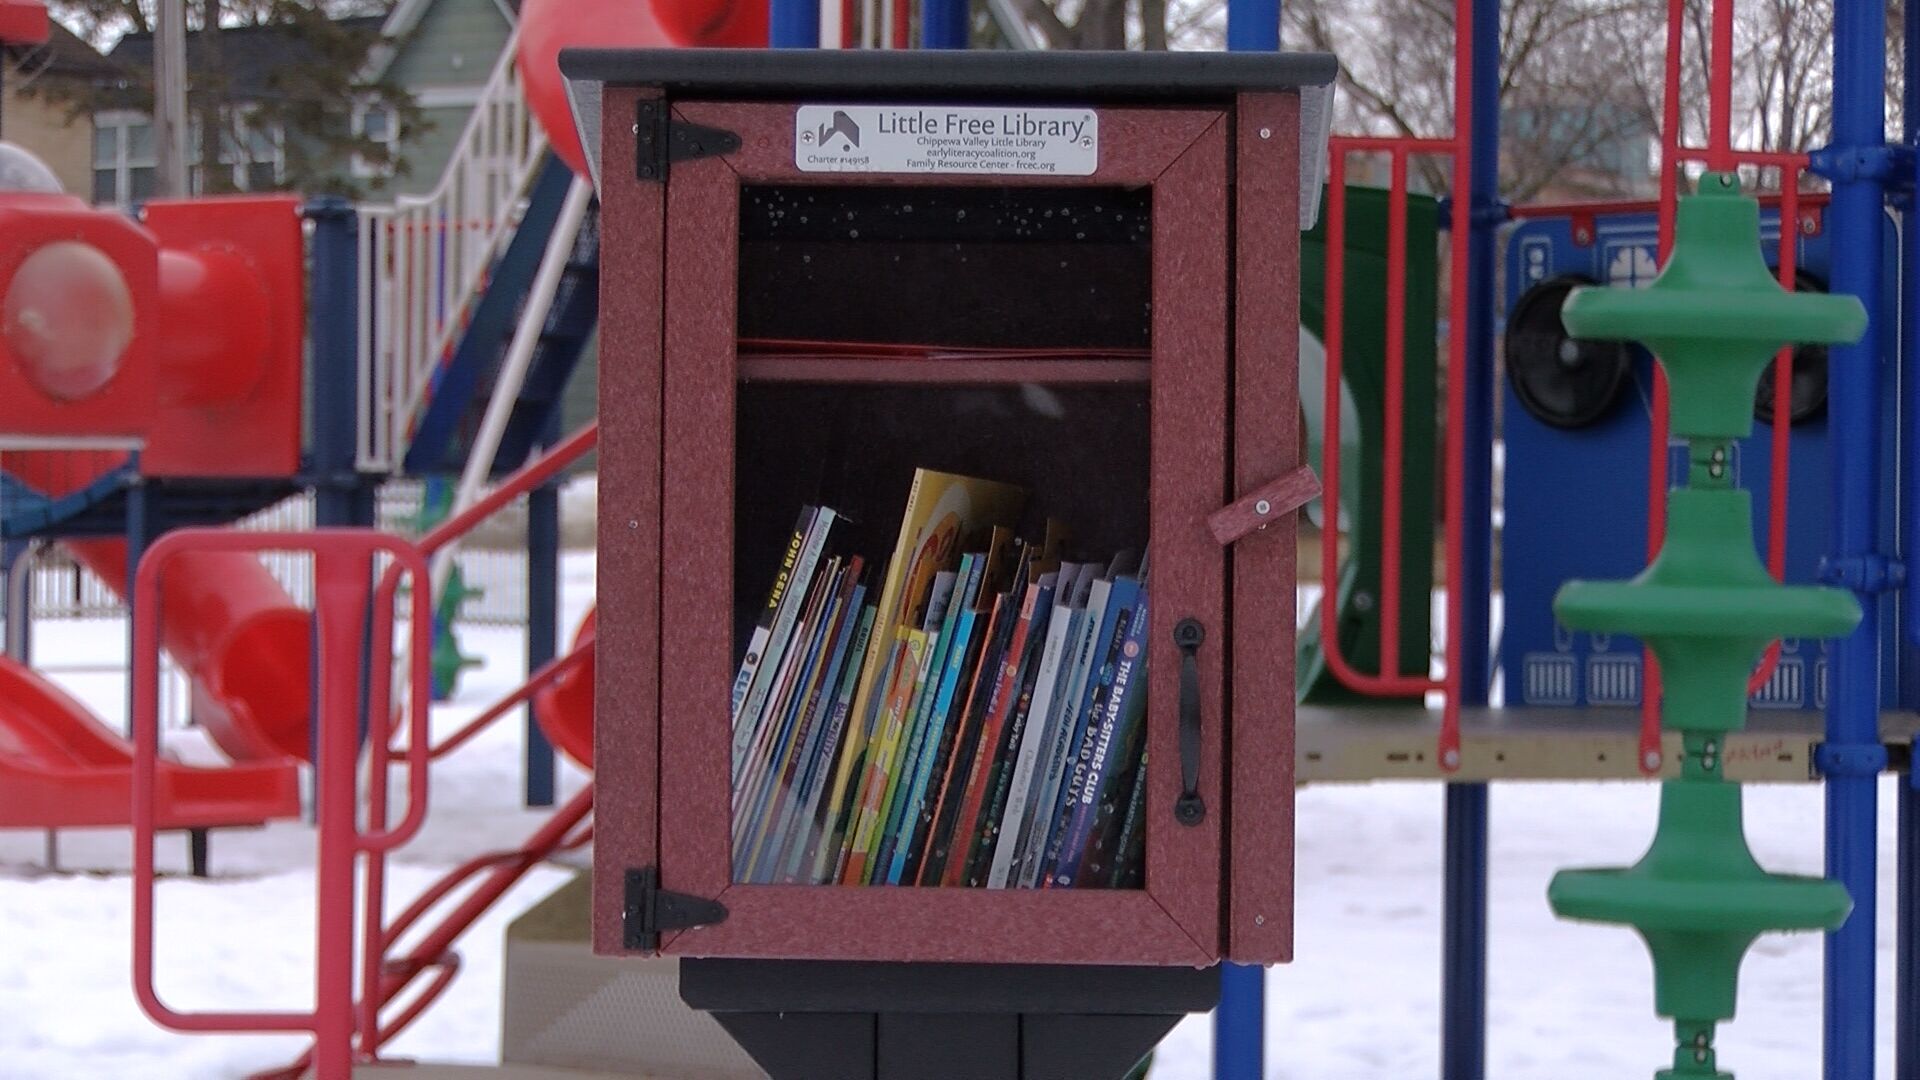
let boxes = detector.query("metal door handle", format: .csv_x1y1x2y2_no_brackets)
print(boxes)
1173,618,1206,826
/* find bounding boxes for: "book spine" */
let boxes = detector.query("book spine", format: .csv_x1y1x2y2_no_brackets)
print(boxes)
1039,586,1137,887
916,590,1018,886
886,593,985,885
1103,750,1151,888
842,632,925,883
791,602,873,884
731,562,841,877
1018,578,1112,888
987,594,1078,888
748,565,863,882
871,576,968,881
940,583,1040,887
730,506,813,724
735,507,837,775
1073,657,1150,891
964,623,1049,885
731,560,836,837
1054,591,1149,888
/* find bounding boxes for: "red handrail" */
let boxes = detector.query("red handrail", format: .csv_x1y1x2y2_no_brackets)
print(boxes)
137,423,602,1080
133,529,431,1080
1318,144,1445,701
1318,123,1472,771
420,639,595,761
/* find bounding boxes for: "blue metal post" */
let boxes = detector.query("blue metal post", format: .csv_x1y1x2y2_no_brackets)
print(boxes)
1224,0,1277,50
524,413,561,808
923,0,969,47
770,0,820,47
306,198,373,532
1441,0,1500,1076
1212,5,1280,1079
1821,0,1890,1071
1896,1,1920,1073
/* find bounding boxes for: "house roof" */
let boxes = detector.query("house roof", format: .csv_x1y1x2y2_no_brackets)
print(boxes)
362,0,515,83
4,20,120,82
107,14,387,101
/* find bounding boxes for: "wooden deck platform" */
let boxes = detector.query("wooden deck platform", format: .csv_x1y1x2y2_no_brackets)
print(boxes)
1297,705,1920,783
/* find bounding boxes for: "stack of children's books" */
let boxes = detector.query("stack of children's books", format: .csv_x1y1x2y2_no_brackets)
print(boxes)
729,468,1150,890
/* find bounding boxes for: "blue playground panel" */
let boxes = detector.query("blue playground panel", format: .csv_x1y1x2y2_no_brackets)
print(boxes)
1500,206,1900,713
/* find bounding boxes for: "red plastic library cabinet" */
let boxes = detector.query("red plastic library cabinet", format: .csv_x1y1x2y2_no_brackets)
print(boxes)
565,48,1335,973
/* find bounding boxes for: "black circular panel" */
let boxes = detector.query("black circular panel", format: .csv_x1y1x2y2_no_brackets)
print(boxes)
1754,272,1830,425
1505,274,1632,429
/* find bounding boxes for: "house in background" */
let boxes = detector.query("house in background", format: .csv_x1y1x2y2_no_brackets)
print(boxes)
360,0,518,197
1,21,117,196
90,0,517,207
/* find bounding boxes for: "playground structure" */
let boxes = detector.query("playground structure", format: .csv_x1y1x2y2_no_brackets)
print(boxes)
0,0,1918,1072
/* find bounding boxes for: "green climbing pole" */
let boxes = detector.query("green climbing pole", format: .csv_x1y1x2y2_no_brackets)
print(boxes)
1546,173,1866,1078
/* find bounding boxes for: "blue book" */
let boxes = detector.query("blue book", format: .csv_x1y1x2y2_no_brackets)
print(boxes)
1039,574,1141,886
884,561,992,885
1048,589,1149,887
872,557,978,881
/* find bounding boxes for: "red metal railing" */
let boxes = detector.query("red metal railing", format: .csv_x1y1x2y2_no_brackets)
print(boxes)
1318,119,1474,769
133,423,601,1080
350,421,600,1069
132,530,432,1080
1319,0,1802,774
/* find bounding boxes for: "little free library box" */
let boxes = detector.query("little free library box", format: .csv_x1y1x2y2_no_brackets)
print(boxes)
562,48,1336,969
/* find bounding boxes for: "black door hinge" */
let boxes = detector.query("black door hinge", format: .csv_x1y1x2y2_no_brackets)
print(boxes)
635,100,742,183
624,866,728,949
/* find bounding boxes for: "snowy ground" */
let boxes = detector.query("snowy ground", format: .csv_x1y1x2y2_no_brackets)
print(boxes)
0,557,1905,1078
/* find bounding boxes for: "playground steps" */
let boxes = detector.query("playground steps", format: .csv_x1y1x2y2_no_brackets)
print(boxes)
1298,704,1920,783
402,155,602,478
498,872,765,1080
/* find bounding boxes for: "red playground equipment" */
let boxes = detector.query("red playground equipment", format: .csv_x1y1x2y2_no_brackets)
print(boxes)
0,35,308,833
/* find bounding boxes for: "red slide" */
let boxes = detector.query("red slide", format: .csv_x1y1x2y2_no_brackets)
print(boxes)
4,449,312,763
0,654,298,828
533,607,595,769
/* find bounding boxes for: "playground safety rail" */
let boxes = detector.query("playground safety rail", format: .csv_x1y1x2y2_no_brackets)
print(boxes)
131,529,433,1080
356,23,549,473
1315,61,1809,782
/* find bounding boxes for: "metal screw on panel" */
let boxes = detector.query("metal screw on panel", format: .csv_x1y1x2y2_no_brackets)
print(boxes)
1644,750,1662,771
1255,498,1273,516
1255,914,1266,926
1259,127,1273,140
1442,748,1461,769
1353,590,1375,612
1801,214,1818,235
628,519,639,530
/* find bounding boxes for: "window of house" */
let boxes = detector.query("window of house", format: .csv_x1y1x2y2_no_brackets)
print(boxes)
92,109,281,203
193,111,284,193
352,102,399,179
92,112,156,206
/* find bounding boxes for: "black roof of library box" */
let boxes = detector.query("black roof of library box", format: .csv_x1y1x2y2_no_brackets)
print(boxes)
559,48,1339,227
557,48,1337,100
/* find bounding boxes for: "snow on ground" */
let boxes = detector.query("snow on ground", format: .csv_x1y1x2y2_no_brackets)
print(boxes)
0,560,1904,1077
